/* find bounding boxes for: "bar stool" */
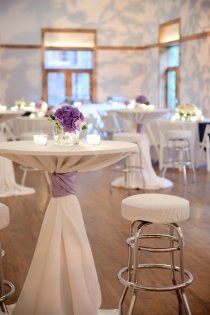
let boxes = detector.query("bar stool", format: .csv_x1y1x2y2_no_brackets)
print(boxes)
112,133,145,191
162,130,196,185
0,203,15,312
118,194,193,315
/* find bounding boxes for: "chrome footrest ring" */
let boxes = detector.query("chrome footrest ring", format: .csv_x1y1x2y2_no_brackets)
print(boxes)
117,263,193,292
0,280,15,303
126,234,180,252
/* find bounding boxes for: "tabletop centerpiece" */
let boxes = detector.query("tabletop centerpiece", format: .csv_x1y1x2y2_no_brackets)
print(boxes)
49,105,87,145
12,98,31,111
172,103,204,122
127,95,155,110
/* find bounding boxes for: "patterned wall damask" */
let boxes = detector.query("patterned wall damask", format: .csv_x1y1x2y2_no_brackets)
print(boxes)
0,49,42,104
0,0,209,45
180,37,210,114
97,48,158,104
0,0,209,106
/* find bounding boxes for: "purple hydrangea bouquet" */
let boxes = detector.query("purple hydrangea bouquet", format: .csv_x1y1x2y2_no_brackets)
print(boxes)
135,95,150,105
49,105,87,145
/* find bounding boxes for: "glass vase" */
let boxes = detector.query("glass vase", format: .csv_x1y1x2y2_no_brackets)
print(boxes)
53,126,80,145
53,126,73,146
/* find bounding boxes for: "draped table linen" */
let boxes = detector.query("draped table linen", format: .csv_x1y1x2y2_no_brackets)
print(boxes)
0,140,137,315
111,109,173,189
10,116,53,138
0,111,34,197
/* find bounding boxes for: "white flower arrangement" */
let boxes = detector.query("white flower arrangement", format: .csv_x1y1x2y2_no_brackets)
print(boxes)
172,103,204,122
127,99,155,110
12,99,48,117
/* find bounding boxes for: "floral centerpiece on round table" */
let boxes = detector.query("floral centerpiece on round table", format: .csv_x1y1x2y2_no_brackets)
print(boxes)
49,105,87,145
127,95,155,110
172,103,203,122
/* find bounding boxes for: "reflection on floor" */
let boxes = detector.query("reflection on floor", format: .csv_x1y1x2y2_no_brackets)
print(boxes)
1,164,210,315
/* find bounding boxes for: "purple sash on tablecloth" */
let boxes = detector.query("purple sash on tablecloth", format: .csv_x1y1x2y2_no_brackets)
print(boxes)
51,172,77,197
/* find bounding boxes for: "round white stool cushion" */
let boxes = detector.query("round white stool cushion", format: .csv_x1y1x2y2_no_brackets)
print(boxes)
113,132,140,144
121,194,189,224
164,130,192,141
0,203,9,229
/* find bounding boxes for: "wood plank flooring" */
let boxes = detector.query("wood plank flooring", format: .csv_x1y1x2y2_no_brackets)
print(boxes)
0,164,210,314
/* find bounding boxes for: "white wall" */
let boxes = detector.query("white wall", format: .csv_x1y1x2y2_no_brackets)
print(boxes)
0,0,209,106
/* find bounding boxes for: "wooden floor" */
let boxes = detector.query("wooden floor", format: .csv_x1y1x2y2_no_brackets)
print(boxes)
1,164,210,314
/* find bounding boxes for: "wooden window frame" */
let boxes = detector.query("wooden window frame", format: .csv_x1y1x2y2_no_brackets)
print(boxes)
41,28,97,103
158,19,181,107
45,69,94,103
159,18,181,46
165,66,180,108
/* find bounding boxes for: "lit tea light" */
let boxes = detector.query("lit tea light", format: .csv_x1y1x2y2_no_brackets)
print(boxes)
86,134,101,145
33,134,48,146
37,111,45,117
0,105,7,112
11,106,18,111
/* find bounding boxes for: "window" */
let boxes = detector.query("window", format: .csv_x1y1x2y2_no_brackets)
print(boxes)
42,29,96,106
159,19,181,109
45,50,93,70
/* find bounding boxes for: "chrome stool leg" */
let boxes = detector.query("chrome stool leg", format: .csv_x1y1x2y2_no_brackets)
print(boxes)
0,242,15,312
175,225,192,315
21,168,27,186
170,226,183,314
118,221,193,314
118,221,136,314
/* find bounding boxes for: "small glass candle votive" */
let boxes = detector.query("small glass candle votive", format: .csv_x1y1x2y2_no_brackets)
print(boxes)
86,134,101,145
33,134,48,146
0,105,7,112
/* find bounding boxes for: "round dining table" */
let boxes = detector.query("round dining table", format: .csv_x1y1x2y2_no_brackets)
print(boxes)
0,140,137,315
111,108,173,190
0,110,34,197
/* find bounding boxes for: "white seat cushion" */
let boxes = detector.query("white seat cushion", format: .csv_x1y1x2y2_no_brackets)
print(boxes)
121,194,189,224
0,203,9,229
113,132,140,144
164,130,192,140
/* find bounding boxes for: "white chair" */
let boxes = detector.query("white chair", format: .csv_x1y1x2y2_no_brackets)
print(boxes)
0,204,15,312
118,194,193,315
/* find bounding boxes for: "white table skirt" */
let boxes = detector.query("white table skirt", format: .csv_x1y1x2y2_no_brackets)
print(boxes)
6,305,119,315
0,111,34,197
0,140,137,315
112,133,172,189
111,109,173,190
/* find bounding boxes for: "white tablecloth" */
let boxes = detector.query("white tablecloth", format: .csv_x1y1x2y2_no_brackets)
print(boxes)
0,140,137,315
0,111,34,197
10,116,53,138
10,103,127,138
0,110,25,123
112,108,171,127
111,109,173,189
